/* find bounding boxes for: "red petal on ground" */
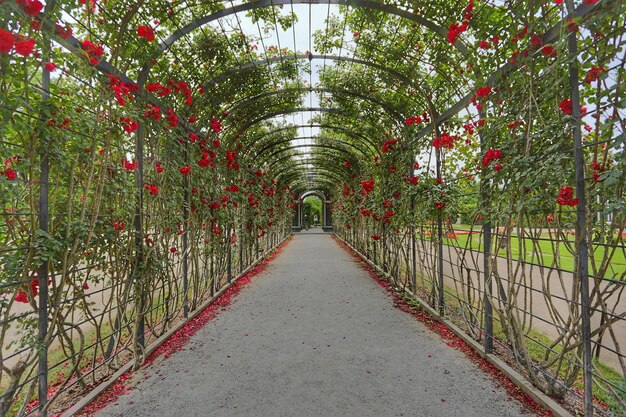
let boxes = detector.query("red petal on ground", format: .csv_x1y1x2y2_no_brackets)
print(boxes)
333,235,554,417
73,238,291,416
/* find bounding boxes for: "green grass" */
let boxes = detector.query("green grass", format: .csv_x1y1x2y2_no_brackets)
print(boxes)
433,229,626,278
411,275,626,417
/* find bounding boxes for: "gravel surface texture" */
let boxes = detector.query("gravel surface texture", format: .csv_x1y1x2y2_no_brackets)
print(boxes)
97,231,535,417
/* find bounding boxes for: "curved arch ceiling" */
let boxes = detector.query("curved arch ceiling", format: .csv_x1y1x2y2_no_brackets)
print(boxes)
124,1,473,193
46,0,601,195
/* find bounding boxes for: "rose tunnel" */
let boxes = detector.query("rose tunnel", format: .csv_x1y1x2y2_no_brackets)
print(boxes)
0,0,624,416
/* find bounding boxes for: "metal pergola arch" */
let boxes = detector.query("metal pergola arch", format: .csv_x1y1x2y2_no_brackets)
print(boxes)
136,0,473,87
272,158,352,186
5,2,621,416
226,86,408,123
200,55,427,99
225,107,404,151
242,124,382,158
279,168,346,190
255,137,371,161
263,144,357,169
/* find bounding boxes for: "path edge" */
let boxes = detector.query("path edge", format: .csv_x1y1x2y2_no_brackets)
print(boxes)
335,234,574,417
60,234,291,417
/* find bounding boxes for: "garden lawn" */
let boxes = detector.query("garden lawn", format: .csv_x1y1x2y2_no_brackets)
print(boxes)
438,229,626,279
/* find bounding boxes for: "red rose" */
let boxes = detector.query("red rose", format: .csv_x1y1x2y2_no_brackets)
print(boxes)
559,99,573,115
476,86,491,97
556,187,578,206
18,0,43,16
14,38,36,57
541,45,556,56
44,62,57,72
55,24,73,39
15,290,29,303
81,39,104,64
584,66,606,84
137,25,155,42
179,166,191,175
3,168,17,180
0,29,14,54
381,139,398,153
210,117,222,133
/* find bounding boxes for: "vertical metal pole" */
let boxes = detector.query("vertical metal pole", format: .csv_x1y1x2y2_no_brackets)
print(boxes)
248,225,252,267
483,220,493,354
37,26,53,414
473,105,494,354
566,5,593,414
480,119,494,354
373,239,377,264
239,223,243,273
135,121,145,349
227,223,232,283
410,157,417,292
434,126,445,315
382,225,386,271
210,234,215,297
182,171,189,319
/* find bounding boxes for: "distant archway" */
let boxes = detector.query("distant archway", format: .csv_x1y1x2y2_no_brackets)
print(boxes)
292,190,332,232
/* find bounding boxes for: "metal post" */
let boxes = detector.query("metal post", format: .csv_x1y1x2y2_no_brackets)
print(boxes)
382,227,386,271
227,223,232,283
37,30,52,415
210,234,215,297
182,171,189,319
478,109,494,354
483,219,493,353
239,223,243,273
566,4,593,414
434,126,445,315
410,157,417,292
135,122,146,349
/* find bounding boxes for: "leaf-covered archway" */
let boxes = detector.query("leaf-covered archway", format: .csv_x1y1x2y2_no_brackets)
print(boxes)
0,0,624,416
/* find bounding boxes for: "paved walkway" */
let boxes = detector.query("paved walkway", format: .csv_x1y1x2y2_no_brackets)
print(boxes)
97,233,535,417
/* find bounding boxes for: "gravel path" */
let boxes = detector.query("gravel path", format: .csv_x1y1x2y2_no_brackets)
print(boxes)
96,232,535,417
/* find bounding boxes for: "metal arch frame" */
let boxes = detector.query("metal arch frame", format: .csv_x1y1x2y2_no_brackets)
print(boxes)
257,136,370,160
244,124,381,157
297,189,332,228
264,144,356,166
256,137,370,161
273,157,351,181
291,182,338,205
288,170,344,183
282,172,343,191
282,169,346,189
229,107,401,146
271,152,349,171
195,55,439,132
300,190,329,201
137,0,471,85
275,156,350,177
227,87,408,122
41,0,602,156
201,55,425,99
